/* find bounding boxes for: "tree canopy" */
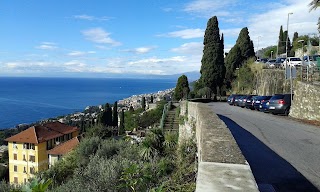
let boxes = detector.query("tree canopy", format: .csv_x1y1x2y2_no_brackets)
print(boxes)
224,27,254,85
174,75,190,100
199,16,225,95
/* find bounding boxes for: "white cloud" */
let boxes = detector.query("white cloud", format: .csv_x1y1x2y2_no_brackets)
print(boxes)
171,42,203,55
82,28,121,46
35,42,58,50
67,51,95,57
247,0,319,50
183,0,237,17
64,60,86,67
160,28,204,39
128,56,185,66
162,7,173,12
1,60,59,73
73,14,111,21
64,60,87,72
123,46,156,54
221,28,242,38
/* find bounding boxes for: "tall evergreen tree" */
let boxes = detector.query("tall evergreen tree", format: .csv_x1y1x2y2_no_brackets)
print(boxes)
199,16,225,95
283,31,292,56
174,75,190,101
141,97,146,110
224,27,254,85
293,32,299,42
112,101,118,126
118,109,125,135
150,95,154,103
277,25,285,55
225,45,242,81
105,103,112,126
236,27,255,60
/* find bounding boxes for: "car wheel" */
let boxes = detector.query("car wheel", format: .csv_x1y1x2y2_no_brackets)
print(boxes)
272,112,276,115
284,108,290,116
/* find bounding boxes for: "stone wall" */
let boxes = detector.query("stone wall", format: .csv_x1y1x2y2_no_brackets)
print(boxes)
255,69,290,95
290,81,320,121
179,101,258,191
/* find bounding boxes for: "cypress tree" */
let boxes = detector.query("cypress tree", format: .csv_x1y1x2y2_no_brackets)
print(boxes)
278,26,285,54
98,110,107,126
293,32,299,42
141,97,146,110
224,27,254,85
174,75,190,101
225,45,242,81
129,106,134,112
150,95,154,103
283,31,292,56
112,101,118,126
199,16,225,95
236,27,255,60
118,109,125,135
105,103,112,126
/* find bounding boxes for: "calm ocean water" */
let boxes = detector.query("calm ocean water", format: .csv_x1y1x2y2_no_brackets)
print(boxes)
0,77,176,129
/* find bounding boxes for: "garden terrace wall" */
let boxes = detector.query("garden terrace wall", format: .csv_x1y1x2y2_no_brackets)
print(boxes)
290,81,320,121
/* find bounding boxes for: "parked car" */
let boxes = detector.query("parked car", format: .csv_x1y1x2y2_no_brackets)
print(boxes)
266,59,276,68
268,94,293,115
227,94,239,105
260,58,269,63
302,55,320,68
245,95,258,109
275,57,286,68
259,100,270,113
237,95,247,107
282,57,302,67
233,95,241,106
254,96,272,110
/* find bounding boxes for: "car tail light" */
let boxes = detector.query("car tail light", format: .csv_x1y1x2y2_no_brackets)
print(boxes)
244,99,247,102
278,99,286,104
261,100,265,102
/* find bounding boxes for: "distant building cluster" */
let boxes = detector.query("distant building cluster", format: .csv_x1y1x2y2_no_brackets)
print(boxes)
118,88,174,111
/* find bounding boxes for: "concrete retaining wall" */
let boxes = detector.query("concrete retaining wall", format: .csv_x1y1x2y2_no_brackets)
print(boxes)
179,101,258,192
290,81,320,121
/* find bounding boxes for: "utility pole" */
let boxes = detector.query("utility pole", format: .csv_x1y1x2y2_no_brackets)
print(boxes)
285,12,293,79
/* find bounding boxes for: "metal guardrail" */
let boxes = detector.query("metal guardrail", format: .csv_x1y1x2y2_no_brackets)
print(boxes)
159,101,172,129
299,66,320,82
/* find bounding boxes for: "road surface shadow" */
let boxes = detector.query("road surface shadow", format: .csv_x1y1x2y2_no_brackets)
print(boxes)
217,114,319,192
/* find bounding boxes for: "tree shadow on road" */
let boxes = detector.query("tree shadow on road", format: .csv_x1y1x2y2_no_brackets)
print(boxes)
217,114,319,192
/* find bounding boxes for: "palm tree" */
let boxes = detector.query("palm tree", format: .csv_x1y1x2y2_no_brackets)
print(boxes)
139,138,156,160
309,0,320,32
139,128,164,160
22,178,52,192
163,132,178,149
309,0,320,10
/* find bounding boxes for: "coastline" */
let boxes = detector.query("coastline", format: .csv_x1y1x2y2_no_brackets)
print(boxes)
2,88,174,131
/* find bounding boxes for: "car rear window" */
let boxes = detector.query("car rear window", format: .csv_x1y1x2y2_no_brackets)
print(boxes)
271,95,284,100
290,58,301,61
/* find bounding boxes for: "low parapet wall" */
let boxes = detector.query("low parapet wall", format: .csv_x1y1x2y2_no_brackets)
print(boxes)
179,101,258,192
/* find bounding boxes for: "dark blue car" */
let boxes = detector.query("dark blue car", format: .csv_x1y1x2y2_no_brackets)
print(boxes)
254,96,272,110
259,100,270,112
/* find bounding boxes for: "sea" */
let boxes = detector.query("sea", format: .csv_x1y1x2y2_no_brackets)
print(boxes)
0,77,176,129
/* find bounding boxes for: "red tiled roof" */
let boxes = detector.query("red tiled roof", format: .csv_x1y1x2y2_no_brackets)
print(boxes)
4,126,39,144
5,122,79,144
47,137,79,155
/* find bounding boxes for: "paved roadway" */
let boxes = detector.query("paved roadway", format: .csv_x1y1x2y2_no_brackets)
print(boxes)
208,102,320,192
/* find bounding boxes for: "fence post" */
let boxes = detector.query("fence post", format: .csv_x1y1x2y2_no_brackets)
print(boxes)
307,65,309,82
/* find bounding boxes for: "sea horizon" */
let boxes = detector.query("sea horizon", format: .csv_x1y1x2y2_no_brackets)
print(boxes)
0,77,177,129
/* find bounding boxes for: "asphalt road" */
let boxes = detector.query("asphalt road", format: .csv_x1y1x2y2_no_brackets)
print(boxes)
208,102,320,192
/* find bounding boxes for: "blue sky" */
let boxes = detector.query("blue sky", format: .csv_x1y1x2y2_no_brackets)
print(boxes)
0,0,319,77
